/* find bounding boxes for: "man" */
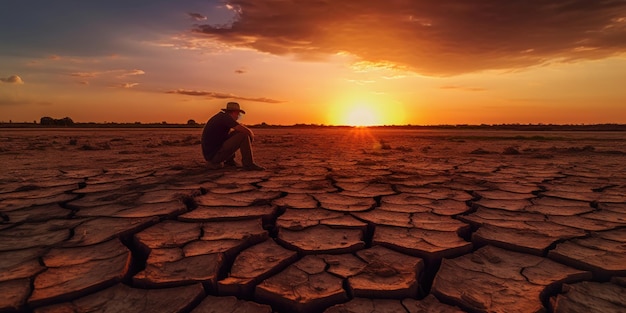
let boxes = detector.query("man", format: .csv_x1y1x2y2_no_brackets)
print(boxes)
201,102,265,171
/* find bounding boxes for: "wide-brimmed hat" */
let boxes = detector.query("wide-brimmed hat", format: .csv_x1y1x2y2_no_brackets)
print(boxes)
221,102,246,114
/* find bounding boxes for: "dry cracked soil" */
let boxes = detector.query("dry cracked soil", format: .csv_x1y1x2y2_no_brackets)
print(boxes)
1,127,625,313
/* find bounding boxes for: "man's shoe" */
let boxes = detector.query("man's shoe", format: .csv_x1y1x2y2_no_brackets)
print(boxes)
207,162,223,170
224,159,240,167
243,163,265,171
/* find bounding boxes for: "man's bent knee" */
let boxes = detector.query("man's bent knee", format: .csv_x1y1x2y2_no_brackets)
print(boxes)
230,130,250,139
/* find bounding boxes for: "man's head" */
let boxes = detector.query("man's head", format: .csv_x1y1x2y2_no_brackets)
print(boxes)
222,102,246,120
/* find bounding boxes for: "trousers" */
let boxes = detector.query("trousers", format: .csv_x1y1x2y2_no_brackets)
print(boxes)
210,131,254,166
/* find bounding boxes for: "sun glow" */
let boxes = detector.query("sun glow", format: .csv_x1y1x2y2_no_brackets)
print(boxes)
329,99,405,126
346,106,379,126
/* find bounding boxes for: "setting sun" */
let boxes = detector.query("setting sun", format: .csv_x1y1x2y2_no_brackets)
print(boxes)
329,99,406,126
345,106,379,126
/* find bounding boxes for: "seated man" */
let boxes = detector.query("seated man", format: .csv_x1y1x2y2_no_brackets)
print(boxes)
201,102,265,171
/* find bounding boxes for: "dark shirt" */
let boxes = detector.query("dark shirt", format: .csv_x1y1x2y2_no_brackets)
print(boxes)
201,112,238,161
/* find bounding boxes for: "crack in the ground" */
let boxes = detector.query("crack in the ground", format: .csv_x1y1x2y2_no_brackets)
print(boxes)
0,211,9,222
119,236,147,286
5,160,623,313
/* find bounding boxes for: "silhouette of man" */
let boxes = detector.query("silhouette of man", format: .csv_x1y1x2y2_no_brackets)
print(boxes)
201,102,265,171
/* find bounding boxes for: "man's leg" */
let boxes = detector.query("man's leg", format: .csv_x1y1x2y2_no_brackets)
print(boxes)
224,154,238,167
211,131,254,166
237,137,265,170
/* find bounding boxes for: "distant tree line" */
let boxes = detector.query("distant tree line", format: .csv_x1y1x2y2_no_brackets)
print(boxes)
40,116,74,126
0,118,619,131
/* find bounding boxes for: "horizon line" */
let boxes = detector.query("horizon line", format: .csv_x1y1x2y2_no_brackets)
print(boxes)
2,121,626,129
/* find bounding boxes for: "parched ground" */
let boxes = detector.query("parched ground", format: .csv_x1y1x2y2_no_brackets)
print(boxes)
1,127,625,313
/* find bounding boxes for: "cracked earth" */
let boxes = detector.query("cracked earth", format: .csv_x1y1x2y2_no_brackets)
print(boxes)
1,128,625,313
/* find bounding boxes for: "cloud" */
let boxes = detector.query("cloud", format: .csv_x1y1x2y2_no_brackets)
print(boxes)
350,61,408,73
118,69,146,77
69,69,145,80
347,79,376,85
234,68,247,74
194,0,626,76
70,72,98,78
166,89,283,103
154,33,231,51
106,82,139,89
382,75,408,80
121,83,139,89
440,85,486,92
189,12,207,21
0,75,24,84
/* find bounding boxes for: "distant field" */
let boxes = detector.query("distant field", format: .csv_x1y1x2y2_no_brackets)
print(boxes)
2,128,625,184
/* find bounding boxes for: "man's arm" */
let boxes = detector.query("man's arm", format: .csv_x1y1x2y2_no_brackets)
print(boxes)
234,124,254,140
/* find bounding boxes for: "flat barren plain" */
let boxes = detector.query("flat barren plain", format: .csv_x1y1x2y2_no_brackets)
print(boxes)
1,127,625,313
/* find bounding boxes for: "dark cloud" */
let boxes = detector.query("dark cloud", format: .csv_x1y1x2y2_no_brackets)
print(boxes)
188,12,207,21
234,68,247,74
69,69,145,80
0,75,24,84
195,0,626,75
166,89,283,103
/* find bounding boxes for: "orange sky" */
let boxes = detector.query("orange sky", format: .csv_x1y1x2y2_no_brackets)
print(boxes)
1,1,625,126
